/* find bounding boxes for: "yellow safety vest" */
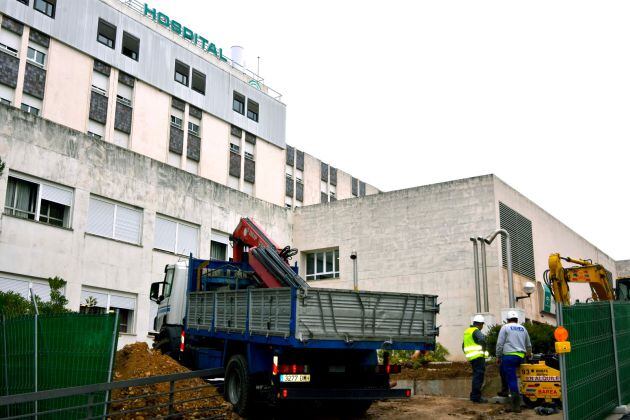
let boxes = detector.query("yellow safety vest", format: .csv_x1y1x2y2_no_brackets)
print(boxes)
463,327,488,361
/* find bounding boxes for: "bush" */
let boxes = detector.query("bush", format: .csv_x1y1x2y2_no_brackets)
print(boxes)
485,322,555,356
0,277,72,316
379,343,450,368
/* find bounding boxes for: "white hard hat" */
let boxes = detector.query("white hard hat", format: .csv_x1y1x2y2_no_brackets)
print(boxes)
507,310,519,320
473,314,485,323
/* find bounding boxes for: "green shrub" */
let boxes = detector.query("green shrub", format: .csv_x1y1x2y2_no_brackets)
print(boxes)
379,343,450,367
0,277,72,316
485,322,555,356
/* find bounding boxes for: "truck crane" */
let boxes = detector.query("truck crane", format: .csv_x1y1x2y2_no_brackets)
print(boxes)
150,217,439,417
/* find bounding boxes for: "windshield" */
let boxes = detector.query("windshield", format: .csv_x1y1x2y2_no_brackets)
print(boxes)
163,267,174,298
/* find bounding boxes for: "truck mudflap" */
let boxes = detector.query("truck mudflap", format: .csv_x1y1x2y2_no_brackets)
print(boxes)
277,388,411,400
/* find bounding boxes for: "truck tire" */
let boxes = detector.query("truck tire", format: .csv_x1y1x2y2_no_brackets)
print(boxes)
225,355,254,417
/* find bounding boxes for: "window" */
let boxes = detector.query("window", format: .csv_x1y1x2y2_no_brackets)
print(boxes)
174,60,189,86
244,152,254,161
80,287,136,333
86,196,142,245
17,0,29,5
230,143,240,154
154,215,199,256
232,92,245,114
188,121,200,136
191,69,205,94
26,46,45,67
170,115,183,129
499,202,536,279
305,249,340,280
1,98,10,105
4,174,73,228
33,0,55,18
121,31,139,61
97,19,116,49
0,274,61,302
247,99,259,122
210,241,227,260
87,131,102,140
20,103,39,116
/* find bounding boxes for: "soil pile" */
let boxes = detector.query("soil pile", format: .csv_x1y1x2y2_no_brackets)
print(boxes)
111,342,231,419
393,361,499,380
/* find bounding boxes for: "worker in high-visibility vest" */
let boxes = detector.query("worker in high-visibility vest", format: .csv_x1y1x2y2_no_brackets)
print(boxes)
462,314,489,403
496,310,532,413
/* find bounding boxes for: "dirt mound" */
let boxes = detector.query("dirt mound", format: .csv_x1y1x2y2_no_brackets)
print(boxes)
111,342,231,419
393,361,499,380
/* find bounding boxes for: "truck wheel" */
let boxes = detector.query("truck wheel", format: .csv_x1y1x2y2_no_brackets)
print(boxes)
225,355,254,417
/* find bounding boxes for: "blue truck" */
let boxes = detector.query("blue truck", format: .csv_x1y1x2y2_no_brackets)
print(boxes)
150,218,439,416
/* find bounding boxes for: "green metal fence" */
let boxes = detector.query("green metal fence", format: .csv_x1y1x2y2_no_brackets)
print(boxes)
0,312,118,419
561,301,630,420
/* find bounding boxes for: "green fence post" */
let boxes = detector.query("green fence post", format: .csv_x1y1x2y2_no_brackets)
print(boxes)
557,302,569,420
610,301,622,407
103,310,119,419
2,314,8,418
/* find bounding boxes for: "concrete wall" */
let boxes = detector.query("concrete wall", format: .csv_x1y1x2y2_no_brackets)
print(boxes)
129,80,169,162
493,177,617,311
615,260,630,278
0,105,292,347
292,175,498,358
254,140,284,205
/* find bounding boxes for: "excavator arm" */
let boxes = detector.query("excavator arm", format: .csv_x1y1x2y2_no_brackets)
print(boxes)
546,253,615,305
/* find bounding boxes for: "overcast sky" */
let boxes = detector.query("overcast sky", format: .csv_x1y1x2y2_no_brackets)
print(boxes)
152,0,629,260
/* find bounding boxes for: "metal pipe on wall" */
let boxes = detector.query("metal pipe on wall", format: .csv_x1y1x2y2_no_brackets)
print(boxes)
484,229,515,308
351,251,358,291
477,238,490,312
470,238,482,313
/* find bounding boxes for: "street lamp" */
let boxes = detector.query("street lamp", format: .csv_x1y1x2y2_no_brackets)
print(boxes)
516,281,536,302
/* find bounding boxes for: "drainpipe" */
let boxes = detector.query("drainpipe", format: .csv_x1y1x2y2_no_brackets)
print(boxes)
484,229,515,308
477,238,490,312
470,238,482,313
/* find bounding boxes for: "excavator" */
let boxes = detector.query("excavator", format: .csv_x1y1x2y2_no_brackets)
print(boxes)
517,253,630,408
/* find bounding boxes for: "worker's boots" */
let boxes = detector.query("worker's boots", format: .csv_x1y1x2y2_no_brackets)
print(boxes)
505,393,522,413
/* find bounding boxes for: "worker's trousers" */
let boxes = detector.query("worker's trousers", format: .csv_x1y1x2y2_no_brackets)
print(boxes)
469,357,485,402
500,355,523,393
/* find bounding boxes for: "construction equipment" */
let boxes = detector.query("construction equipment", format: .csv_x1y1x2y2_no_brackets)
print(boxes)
150,217,439,416
544,253,615,305
518,254,629,408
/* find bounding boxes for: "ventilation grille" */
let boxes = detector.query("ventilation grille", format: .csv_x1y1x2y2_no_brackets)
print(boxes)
499,202,535,280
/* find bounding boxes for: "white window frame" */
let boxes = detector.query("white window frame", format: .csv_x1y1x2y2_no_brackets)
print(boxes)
188,121,200,136
26,46,46,68
230,143,240,154
170,115,183,129
305,248,340,281
87,196,143,245
80,286,137,334
154,214,199,257
0,273,63,302
20,103,39,116
4,171,74,228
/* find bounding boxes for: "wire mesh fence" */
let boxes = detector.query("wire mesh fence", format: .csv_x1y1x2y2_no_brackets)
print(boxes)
0,312,118,419
561,301,630,420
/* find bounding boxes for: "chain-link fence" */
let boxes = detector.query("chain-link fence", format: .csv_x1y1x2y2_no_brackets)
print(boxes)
0,312,118,419
561,301,630,420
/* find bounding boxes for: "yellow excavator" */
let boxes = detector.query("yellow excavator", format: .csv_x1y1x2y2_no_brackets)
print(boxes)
518,254,630,408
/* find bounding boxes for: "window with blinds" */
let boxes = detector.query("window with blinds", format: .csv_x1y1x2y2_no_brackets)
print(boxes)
79,287,136,333
87,196,142,245
499,202,536,280
4,172,73,228
154,215,199,256
0,274,57,302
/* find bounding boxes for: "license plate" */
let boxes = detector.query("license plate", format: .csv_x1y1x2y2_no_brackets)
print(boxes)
280,374,311,383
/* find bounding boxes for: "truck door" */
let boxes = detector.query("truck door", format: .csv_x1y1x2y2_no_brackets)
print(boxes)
153,265,175,331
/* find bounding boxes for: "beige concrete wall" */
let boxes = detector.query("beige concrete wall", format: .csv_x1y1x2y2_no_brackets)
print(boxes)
335,170,353,200
42,40,92,132
198,113,228,185
292,176,498,359
493,177,618,315
0,106,291,347
129,80,170,162
302,153,322,205
255,140,284,206
617,260,630,278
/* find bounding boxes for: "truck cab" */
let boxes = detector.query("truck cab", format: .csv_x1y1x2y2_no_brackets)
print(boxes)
150,261,188,355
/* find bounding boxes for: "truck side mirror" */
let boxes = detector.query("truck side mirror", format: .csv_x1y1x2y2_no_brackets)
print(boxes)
150,282,163,303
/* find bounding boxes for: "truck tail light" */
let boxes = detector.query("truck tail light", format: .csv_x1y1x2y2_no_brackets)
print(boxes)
281,389,288,399
179,330,185,352
376,364,401,374
272,356,278,376
278,364,308,374
405,389,411,397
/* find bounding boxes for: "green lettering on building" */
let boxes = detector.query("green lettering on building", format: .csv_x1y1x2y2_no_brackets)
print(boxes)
144,3,228,62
